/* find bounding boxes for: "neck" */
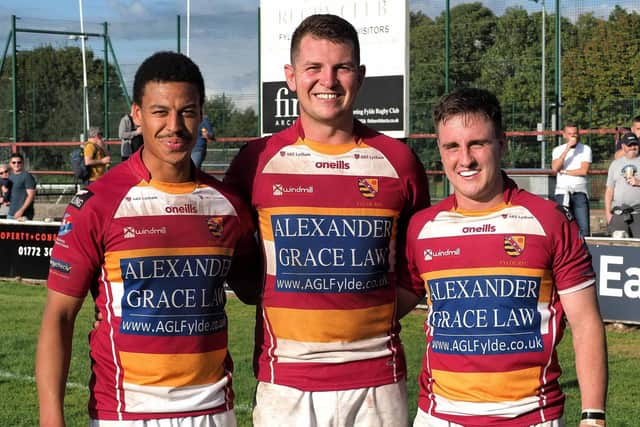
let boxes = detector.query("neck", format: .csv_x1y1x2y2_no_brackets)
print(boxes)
141,153,193,183
299,115,355,145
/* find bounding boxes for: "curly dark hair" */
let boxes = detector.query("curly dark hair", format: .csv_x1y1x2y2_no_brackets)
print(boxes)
133,51,205,107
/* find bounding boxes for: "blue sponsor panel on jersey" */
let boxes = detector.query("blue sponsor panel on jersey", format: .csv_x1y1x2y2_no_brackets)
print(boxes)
272,214,393,293
427,274,544,355
119,254,230,336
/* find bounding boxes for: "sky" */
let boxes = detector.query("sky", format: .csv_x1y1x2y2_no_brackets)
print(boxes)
0,0,633,110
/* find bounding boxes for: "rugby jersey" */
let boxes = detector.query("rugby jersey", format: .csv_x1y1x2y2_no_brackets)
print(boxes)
225,119,429,391
405,175,596,426
47,149,256,420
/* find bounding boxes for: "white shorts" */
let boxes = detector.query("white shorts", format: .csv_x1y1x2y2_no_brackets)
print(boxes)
253,380,408,427
413,408,564,427
89,410,236,427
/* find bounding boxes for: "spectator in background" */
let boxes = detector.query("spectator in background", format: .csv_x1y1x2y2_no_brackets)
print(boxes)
118,108,143,161
551,124,592,237
0,163,11,203
83,126,111,183
605,132,640,237
7,152,36,220
613,115,640,160
0,163,11,217
191,115,215,169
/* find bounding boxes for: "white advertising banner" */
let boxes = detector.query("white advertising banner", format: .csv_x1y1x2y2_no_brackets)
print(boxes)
259,0,409,137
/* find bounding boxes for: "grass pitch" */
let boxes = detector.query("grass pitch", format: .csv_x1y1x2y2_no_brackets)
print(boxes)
1,280,638,426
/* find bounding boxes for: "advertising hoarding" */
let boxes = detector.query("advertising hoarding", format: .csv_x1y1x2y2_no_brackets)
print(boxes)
259,0,409,137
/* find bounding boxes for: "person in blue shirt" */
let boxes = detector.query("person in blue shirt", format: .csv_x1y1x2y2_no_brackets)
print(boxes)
191,115,215,168
7,152,36,220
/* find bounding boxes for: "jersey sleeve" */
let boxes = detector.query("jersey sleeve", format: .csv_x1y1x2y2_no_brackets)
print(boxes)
224,139,264,203
550,206,596,294
402,213,428,298
584,144,593,163
47,190,106,298
606,161,617,188
394,148,430,295
226,198,262,303
25,173,37,189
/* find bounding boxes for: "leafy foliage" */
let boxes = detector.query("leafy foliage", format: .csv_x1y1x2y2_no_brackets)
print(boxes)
2,5,640,171
409,5,640,167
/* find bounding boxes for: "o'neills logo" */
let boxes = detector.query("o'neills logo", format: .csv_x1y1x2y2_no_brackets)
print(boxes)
462,224,496,233
315,160,350,170
165,204,197,214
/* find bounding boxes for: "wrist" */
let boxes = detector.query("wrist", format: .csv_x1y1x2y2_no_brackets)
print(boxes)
581,409,605,426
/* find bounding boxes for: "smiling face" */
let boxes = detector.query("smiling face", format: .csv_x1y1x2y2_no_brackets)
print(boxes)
132,81,202,182
284,34,365,133
437,112,506,211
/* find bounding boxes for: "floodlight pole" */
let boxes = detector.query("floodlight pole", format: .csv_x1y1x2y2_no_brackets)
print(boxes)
186,0,191,57
11,15,17,143
541,0,546,167
78,0,90,138
444,0,450,94
554,0,561,144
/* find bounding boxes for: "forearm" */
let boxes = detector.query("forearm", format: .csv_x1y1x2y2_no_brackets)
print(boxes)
36,291,83,427
551,157,565,173
604,188,613,222
16,190,35,215
36,315,75,425
573,315,608,412
562,164,590,177
396,287,422,319
562,288,608,414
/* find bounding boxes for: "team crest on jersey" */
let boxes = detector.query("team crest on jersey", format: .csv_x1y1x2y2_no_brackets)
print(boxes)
357,178,378,198
504,235,526,257
207,217,224,237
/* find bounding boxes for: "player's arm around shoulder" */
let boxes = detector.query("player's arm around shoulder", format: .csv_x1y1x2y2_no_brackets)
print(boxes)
396,209,432,319
36,289,85,427
219,183,262,305
224,137,269,201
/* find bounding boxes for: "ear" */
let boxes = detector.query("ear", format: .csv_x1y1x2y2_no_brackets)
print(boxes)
498,132,507,158
131,103,142,127
284,64,296,92
357,64,366,88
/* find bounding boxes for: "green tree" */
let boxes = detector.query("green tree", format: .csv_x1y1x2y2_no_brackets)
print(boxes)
204,94,257,138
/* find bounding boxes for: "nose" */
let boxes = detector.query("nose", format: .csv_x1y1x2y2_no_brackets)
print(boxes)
458,145,474,167
320,67,338,88
165,111,184,134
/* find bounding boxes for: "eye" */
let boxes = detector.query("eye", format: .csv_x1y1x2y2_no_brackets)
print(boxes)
441,143,459,151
